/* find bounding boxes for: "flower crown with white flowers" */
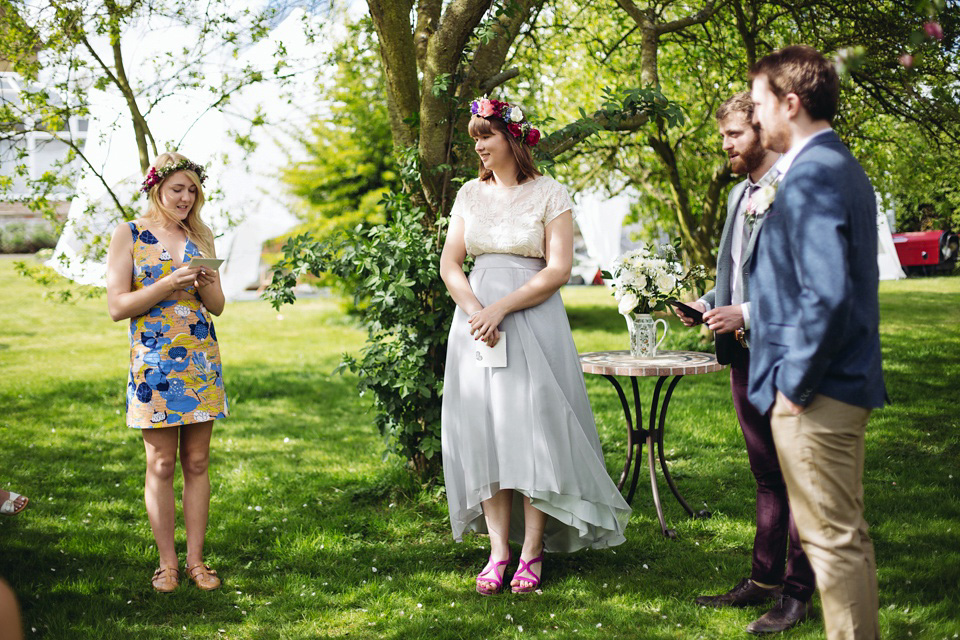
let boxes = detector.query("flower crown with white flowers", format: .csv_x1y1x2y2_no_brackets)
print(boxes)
140,159,207,193
470,97,541,147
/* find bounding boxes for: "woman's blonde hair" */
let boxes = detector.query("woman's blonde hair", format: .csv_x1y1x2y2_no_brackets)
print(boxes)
143,152,216,258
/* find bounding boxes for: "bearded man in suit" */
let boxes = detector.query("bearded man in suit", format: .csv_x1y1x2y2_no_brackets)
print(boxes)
676,92,816,635
748,45,886,640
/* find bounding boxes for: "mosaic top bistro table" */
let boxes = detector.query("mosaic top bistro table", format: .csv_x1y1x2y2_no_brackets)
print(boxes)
579,350,726,538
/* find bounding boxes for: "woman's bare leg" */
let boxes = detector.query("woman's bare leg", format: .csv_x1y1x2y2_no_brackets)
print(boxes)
179,421,213,568
511,495,546,590
478,489,513,593
141,428,180,570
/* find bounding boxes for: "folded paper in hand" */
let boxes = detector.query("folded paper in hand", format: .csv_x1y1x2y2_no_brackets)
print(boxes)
187,257,224,270
474,332,507,368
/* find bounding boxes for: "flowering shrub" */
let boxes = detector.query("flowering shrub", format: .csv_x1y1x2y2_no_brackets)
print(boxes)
264,189,451,476
603,243,706,316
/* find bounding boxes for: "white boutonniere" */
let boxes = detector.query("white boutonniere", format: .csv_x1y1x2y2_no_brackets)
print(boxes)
748,176,782,217
749,184,777,217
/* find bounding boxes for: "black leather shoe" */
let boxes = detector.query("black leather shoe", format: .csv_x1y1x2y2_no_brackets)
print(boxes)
746,595,813,634
695,578,782,608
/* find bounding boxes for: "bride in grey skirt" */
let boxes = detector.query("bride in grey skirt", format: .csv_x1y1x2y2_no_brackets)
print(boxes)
439,98,631,596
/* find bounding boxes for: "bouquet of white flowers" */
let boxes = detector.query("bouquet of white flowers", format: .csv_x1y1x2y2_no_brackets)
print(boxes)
603,243,706,316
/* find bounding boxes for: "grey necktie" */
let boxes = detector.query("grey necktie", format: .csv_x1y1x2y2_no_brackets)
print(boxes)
740,185,758,263
732,185,757,305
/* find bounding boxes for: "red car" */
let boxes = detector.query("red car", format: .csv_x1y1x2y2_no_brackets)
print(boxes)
891,230,959,275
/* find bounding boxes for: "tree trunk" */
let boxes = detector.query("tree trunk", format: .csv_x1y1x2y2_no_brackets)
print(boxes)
640,22,659,87
366,0,420,151
732,0,758,69
617,0,725,266
418,0,494,215
111,40,155,172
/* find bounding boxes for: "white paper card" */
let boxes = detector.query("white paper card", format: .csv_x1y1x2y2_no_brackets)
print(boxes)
474,332,507,368
187,257,225,271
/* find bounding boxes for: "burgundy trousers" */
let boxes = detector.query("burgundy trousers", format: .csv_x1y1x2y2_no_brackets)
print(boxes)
730,350,816,601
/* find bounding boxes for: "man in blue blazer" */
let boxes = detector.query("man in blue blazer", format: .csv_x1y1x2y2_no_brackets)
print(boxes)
680,92,815,634
749,45,886,640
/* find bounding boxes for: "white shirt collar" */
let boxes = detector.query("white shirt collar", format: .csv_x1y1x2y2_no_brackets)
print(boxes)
774,128,833,176
746,162,782,190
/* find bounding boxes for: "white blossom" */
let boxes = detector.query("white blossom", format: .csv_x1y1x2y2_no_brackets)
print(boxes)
618,291,640,316
655,272,676,292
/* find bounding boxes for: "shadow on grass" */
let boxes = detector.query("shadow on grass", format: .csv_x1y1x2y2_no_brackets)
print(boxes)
566,304,626,334
2,289,960,638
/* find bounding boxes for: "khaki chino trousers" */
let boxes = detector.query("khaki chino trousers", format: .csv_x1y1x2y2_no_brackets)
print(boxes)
771,393,880,640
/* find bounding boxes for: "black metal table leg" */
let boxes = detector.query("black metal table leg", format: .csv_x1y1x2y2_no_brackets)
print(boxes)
646,377,675,537
653,375,712,520
581,350,724,538
598,372,710,537
602,375,643,503
654,376,693,518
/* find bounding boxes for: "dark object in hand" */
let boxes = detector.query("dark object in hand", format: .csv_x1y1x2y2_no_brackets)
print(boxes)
668,300,703,325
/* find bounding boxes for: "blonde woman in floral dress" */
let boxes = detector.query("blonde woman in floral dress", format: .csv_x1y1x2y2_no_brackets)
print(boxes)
440,99,630,596
106,152,227,592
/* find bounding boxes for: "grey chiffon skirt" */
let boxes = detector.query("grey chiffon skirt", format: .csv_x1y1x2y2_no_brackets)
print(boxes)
441,253,631,552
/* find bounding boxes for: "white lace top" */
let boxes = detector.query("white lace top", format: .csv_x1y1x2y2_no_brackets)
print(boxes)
450,176,574,258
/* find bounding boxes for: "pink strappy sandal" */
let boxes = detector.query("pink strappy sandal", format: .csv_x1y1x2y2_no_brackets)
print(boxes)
511,554,543,593
476,553,511,596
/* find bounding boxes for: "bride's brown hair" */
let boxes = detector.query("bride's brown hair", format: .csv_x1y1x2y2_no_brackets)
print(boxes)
468,115,542,184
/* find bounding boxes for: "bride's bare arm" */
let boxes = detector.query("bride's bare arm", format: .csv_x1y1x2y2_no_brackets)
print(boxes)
439,215,484,317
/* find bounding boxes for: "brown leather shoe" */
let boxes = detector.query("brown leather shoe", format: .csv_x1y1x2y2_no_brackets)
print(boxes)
746,595,813,634
186,563,221,591
151,566,179,593
695,578,782,608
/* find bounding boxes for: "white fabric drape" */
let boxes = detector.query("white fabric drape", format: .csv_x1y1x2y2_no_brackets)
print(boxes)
48,10,324,299
573,190,635,280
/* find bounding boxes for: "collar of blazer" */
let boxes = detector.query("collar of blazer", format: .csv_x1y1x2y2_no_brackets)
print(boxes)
775,128,838,177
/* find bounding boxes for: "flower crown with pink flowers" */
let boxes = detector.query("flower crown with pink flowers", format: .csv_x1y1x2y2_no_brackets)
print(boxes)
470,97,541,147
140,159,207,194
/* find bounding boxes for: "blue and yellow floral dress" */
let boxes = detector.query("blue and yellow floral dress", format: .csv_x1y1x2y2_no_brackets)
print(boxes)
126,221,228,429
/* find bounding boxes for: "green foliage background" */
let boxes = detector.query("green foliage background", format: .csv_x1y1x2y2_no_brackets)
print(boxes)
268,1,960,474
282,18,399,242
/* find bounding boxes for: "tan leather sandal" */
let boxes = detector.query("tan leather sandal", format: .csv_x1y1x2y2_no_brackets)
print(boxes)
186,563,221,591
151,566,179,593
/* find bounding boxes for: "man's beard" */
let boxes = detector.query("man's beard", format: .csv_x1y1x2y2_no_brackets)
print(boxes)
732,141,766,175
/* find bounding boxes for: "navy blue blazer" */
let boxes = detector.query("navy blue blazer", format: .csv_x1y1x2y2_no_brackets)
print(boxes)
747,130,886,413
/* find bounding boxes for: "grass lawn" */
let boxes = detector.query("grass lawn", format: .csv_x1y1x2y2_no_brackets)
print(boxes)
1,255,958,640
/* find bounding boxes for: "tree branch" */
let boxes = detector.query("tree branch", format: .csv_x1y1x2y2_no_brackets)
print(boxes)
700,160,735,252
418,0,495,211
656,0,723,35
541,110,650,157
462,0,544,99
730,0,757,68
648,131,701,253
614,0,648,27
45,129,130,218
479,67,519,94
429,0,494,75
415,0,443,71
